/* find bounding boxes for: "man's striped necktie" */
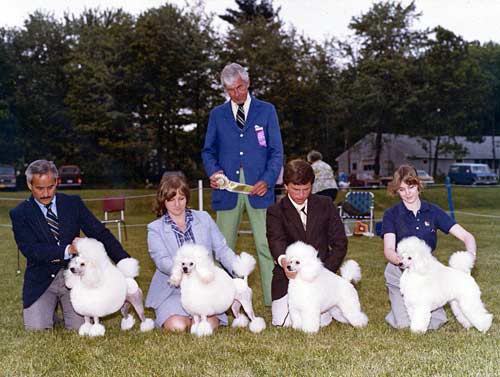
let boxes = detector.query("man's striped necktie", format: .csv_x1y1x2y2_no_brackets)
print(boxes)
237,104,245,129
45,202,60,243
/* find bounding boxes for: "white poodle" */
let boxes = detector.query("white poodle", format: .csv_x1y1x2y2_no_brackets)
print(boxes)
169,244,266,337
285,241,368,333
64,238,154,336
397,236,493,334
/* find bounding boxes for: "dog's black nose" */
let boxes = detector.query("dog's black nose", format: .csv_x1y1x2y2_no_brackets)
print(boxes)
183,267,188,273
398,262,403,267
287,265,292,271
70,267,76,273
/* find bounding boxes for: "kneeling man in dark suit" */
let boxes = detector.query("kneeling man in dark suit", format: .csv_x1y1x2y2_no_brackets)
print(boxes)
10,160,130,330
266,159,348,326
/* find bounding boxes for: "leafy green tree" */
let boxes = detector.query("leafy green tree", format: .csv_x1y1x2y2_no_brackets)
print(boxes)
416,27,491,175
347,1,427,176
0,28,21,165
9,12,72,164
470,42,500,172
130,3,220,180
64,8,139,182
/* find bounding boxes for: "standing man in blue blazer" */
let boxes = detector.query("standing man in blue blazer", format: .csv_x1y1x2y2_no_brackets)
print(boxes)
202,63,283,306
10,159,130,330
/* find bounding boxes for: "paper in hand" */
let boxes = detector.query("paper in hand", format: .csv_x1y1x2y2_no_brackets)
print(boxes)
214,173,254,195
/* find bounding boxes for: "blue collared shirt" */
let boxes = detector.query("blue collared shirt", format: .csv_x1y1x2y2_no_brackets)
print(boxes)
381,200,456,251
164,209,196,247
34,195,58,217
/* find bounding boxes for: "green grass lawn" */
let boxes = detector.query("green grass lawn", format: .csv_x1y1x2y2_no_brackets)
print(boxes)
0,186,499,376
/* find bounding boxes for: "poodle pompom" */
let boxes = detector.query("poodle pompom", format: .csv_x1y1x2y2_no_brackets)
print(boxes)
449,251,475,274
232,252,256,278
232,315,249,328
340,260,361,284
249,317,266,333
140,318,155,332
117,257,139,278
121,315,135,330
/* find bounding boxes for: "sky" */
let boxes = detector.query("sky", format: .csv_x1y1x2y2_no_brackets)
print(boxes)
1,0,499,44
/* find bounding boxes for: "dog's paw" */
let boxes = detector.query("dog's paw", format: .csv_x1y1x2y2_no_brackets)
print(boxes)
474,313,493,333
190,322,199,334
350,312,369,328
232,315,249,328
301,323,320,334
78,322,93,336
249,317,266,333
196,321,213,337
409,324,428,334
89,323,106,337
140,318,155,332
121,315,135,331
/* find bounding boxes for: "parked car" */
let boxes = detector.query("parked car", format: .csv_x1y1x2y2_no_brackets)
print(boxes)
447,163,497,185
58,165,83,188
0,164,16,190
416,169,435,185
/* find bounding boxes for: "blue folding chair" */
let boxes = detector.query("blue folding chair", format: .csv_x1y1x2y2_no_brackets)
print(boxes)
338,191,375,237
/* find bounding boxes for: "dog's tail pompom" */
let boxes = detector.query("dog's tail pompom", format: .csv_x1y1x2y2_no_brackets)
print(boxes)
449,251,475,273
117,257,139,278
340,259,361,284
249,317,266,333
232,252,256,278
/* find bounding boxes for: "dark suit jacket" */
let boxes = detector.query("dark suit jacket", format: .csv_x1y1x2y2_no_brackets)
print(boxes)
266,194,348,300
10,193,129,308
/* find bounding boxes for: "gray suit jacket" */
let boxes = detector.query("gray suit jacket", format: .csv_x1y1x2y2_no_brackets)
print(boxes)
145,210,237,309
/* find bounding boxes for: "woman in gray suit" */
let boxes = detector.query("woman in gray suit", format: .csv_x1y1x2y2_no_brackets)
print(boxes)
145,174,239,331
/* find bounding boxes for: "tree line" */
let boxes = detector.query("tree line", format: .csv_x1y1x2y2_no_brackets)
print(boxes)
1,0,499,183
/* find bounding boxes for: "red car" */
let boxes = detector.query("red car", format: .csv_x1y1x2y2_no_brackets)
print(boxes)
58,165,83,188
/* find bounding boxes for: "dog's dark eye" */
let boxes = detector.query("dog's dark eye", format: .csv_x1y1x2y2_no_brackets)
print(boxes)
408,257,412,260
295,261,300,265
189,262,194,266
80,262,85,267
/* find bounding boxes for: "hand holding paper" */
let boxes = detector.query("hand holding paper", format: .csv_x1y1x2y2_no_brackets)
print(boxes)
213,173,254,195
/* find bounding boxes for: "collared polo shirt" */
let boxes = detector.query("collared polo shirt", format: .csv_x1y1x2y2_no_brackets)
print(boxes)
381,200,456,251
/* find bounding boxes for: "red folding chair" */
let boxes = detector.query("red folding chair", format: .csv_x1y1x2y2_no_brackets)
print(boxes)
101,196,127,242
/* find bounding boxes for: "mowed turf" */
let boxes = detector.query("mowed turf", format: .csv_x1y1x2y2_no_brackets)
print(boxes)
0,185,499,377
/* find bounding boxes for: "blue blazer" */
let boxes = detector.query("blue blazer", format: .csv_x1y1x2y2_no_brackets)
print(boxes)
202,97,283,210
10,193,129,308
145,210,237,310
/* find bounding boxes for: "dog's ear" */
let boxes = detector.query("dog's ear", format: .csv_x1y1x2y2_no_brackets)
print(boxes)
63,268,78,289
81,261,102,288
169,259,183,286
299,258,322,282
410,250,432,272
196,266,215,284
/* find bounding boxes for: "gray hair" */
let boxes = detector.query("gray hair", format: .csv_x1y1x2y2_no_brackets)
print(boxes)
221,63,249,87
26,160,58,185
307,150,323,163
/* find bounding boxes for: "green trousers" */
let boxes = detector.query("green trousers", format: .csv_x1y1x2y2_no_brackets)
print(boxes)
216,171,274,306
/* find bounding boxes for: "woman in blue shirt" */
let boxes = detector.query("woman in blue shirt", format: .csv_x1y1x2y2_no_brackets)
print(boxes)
381,165,476,329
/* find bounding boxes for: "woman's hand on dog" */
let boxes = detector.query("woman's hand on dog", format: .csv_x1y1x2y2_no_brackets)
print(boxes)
280,258,297,280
